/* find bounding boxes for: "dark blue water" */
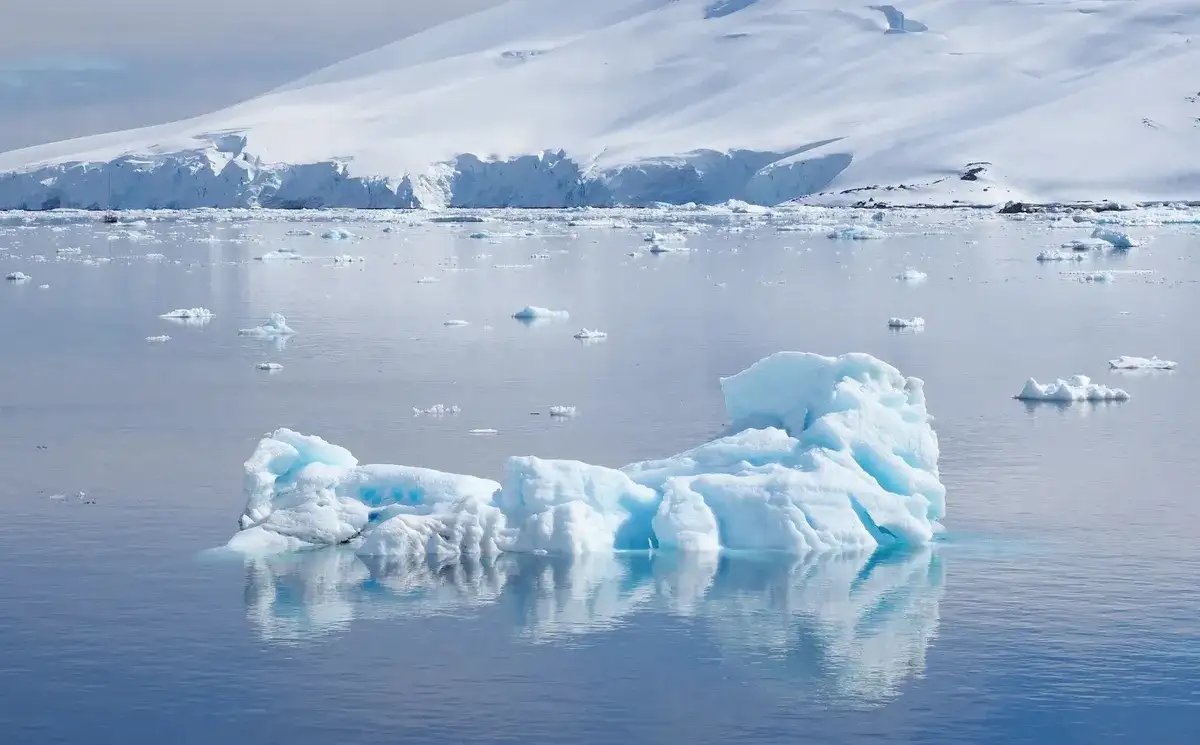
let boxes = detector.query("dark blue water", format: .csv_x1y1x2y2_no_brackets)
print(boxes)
1,209,1197,743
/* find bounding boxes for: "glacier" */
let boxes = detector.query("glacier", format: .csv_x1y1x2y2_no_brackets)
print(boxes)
3,0,1200,210
227,351,945,556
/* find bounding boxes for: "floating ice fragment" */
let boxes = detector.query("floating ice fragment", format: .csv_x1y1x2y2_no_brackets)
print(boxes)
160,307,214,320
416,276,440,284
227,351,945,557
145,335,171,343
56,247,81,254
1078,271,1114,283
5,271,31,281
332,255,364,265
1061,240,1104,251
895,268,927,281
1015,375,1129,402
549,406,577,417
239,313,295,338
286,229,315,237
257,248,303,261
443,319,470,327
38,284,49,289
256,362,284,372
644,231,686,244
321,228,356,241
1090,227,1138,249
827,225,886,240
414,404,461,416
512,305,569,321
888,317,925,328
468,428,499,435
1036,249,1086,262
1108,356,1177,370
573,328,608,340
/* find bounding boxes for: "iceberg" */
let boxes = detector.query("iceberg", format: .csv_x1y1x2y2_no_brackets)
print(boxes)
1108,356,1177,371
573,328,608,340
5,271,31,282
549,406,577,418
1090,227,1138,249
512,305,570,321
160,307,214,321
887,317,925,329
1015,375,1130,402
239,313,295,338
227,352,945,557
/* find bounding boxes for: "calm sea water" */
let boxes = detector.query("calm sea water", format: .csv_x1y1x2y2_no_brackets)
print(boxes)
0,209,1197,744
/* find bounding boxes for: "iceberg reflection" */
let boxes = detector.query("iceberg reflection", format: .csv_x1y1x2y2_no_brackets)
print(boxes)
243,548,942,705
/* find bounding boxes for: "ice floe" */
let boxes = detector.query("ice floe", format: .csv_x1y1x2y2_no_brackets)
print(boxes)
226,351,945,557
257,248,303,261
1015,375,1129,402
888,317,925,329
895,268,927,281
573,328,608,340
1036,249,1085,262
827,225,886,240
548,406,577,418
239,313,295,338
1108,356,1177,371
160,307,215,320
512,305,570,321
256,362,284,372
145,335,171,343
414,404,461,416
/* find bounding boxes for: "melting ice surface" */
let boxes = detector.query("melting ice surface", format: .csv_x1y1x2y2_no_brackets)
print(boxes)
228,352,945,556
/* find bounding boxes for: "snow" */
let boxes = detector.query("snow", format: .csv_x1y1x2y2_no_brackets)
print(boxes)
888,317,925,329
1036,249,1085,262
226,351,944,557
573,329,608,340
256,362,284,372
239,313,295,338
160,307,214,320
1091,227,1138,250
512,305,569,321
5,271,31,281
145,335,171,343
895,268,927,282
1015,375,1130,403
1108,356,1177,371
5,0,1199,209
827,225,886,241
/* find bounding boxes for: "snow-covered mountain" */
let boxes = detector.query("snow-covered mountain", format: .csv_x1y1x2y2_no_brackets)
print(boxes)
2,0,1198,209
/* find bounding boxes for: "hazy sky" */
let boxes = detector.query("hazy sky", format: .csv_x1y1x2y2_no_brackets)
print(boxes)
0,1,499,152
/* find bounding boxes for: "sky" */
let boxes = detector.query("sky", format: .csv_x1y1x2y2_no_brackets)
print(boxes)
0,0,499,152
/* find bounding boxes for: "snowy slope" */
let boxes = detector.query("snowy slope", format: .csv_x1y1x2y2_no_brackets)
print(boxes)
2,0,1199,209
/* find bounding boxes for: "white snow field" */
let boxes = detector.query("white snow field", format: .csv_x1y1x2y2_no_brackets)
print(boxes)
2,0,1199,210
227,352,945,556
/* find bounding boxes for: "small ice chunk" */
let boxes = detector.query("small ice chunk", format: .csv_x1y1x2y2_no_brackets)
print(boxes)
286,229,315,236
827,225,886,240
1061,240,1103,251
1037,249,1086,262
256,362,284,372
468,428,499,435
413,404,461,416
56,247,82,254
257,248,302,261
5,271,31,282
1108,356,1177,371
1015,375,1129,402
888,317,925,328
895,268,927,281
416,277,440,284
468,231,492,239
145,335,171,343
644,231,686,244
512,305,570,321
144,253,166,260
38,284,49,289
321,228,356,241
648,242,690,254
239,313,295,338
549,406,577,417
1090,227,1137,249
573,328,608,340
443,319,470,327
1079,271,1114,283
160,307,214,320
332,255,364,265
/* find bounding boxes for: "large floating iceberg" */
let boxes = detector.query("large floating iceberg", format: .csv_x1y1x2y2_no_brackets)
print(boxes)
228,352,945,556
